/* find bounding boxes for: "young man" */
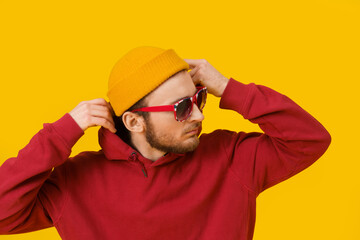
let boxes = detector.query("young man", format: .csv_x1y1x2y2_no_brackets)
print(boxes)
0,46,331,240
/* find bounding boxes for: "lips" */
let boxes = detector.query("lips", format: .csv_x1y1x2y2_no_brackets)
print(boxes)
186,125,202,136
187,128,199,134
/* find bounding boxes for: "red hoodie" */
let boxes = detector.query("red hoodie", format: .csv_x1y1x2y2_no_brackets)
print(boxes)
0,78,331,240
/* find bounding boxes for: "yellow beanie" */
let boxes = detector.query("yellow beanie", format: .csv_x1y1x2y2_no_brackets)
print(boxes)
107,46,189,116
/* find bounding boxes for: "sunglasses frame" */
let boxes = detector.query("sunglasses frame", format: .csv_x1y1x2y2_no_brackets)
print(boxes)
131,86,207,122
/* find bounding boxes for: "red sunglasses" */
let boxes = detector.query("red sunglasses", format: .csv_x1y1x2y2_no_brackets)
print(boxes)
131,86,207,122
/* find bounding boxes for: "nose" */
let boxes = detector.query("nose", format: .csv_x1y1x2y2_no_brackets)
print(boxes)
188,104,205,122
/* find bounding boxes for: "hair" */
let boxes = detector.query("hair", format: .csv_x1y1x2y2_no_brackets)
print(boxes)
112,96,149,146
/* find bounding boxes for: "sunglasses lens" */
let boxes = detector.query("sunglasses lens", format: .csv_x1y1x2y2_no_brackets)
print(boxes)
176,99,192,121
196,89,207,110
175,88,207,122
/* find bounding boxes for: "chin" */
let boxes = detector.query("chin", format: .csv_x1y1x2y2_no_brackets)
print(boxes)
184,137,200,152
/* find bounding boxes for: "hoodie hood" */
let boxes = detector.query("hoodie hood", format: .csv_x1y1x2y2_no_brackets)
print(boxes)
98,127,185,167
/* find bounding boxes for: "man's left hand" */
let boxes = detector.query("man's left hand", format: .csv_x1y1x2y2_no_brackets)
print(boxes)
184,59,229,97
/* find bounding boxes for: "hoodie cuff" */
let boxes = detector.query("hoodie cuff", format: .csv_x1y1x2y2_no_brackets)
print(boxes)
219,77,254,115
51,113,84,149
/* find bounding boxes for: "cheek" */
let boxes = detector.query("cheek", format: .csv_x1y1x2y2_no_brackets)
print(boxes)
149,112,174,125
150,112,181,127
149,113,184,136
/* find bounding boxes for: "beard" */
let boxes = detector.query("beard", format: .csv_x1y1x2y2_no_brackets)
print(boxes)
144,119,201,154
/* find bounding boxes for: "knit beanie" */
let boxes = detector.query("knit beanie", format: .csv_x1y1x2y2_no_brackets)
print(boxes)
107,46,189,116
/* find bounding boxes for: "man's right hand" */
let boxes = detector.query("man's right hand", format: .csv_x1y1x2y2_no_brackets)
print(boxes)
69,98,117,133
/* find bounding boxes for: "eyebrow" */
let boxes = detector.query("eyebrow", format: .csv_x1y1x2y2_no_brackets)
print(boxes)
170,89,198,104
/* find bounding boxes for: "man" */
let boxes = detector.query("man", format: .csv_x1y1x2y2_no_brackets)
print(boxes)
0,46,331,239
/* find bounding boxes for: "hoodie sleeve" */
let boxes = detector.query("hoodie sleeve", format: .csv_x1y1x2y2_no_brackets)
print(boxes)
0,113,84,234
219,78,331,195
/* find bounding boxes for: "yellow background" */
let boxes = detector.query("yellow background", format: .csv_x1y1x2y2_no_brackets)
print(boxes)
0,0,359,239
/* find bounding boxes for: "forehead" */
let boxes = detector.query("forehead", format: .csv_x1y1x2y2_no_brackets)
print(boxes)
146,70,196,106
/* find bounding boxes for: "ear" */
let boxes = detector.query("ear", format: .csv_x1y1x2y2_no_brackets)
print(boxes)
122,112,146,133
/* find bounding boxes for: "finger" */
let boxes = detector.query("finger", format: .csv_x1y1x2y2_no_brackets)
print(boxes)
107,102,116,116
184,59,200,69
79,102,113,119
85,104,115,123
89,107,112,118
89,108,115,125
90,104,113,114
84,98,108,106
89,116,117,133
188,66,200,78
191,70,203,86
